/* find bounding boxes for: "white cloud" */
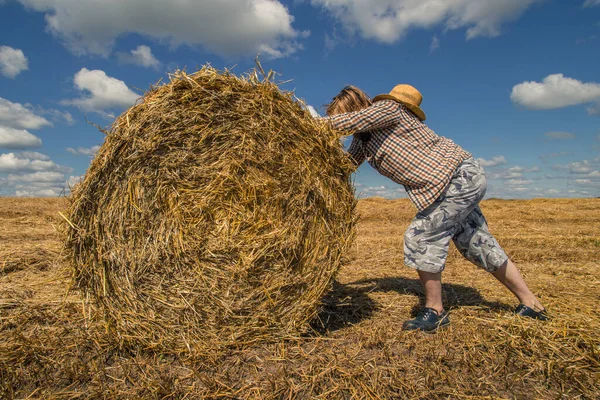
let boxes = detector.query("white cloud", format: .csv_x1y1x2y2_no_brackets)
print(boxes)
306,105,321,118
0,46,28,78
17,0,303,58
0,152,68,173
573,179,600,188
37,107,75,126
7,171,64,182
0,152,75,196
544,131,576,140
506,179,534,186
588,104,600,115
0,98,58,149
429,35,440,54
117,45,160,69
511,74,600,113
66,145,100,156
67,175,83,187
18,151,51,161
61,68,139,114
357,185,407,199
486,165,540,182
310,0,540,44
477,155,507,167
16,188,62,197
487,165,539,180
584,0,600,7
0,126,42,149
0,97,52,130
568,160,594,174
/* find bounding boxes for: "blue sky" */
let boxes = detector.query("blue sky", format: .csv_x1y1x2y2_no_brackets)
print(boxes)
0,0,599,199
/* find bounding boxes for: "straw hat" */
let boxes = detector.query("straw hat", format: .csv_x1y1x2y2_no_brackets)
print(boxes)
372,84,426,121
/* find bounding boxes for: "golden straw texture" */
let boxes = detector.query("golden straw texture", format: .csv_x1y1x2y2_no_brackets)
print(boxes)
63,66,357,353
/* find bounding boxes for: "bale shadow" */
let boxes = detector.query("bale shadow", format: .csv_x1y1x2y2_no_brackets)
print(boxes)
312,276,511,333
310,280,377,334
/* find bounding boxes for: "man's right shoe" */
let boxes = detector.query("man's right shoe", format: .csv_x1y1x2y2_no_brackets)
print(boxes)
402,307,450,332
514,304,548,321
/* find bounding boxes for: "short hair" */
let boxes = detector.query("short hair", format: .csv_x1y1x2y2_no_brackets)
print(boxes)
326,86,372,116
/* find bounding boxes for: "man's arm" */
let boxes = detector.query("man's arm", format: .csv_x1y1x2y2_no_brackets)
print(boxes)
321,100,400,133
347,135,366,168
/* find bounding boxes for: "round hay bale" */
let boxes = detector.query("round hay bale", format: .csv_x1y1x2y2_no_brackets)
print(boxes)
63,66,357,353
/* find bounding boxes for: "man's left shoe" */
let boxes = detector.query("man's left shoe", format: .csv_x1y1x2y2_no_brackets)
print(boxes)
402,307,450,332
514,304,548,321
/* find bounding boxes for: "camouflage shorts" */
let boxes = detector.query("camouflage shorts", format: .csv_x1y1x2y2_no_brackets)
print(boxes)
404,157,508,274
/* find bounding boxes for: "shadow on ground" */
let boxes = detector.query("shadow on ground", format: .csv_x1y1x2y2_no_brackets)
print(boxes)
312,276,511,333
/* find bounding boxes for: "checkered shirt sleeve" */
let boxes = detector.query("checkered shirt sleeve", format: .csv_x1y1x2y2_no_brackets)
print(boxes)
347,135,366,167
321,100,471,211
323,100,401,132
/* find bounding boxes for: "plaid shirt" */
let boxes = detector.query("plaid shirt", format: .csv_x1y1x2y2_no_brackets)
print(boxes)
323,100,471,211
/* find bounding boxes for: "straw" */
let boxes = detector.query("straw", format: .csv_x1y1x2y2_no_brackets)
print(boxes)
61,65,357,353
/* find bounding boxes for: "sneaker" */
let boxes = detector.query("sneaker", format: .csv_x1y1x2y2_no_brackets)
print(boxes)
514,304,548,321
402,307,450,332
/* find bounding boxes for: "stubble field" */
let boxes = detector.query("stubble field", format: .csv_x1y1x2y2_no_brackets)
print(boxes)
1,197,599,399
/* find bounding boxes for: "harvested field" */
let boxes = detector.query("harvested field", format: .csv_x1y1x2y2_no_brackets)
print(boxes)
1,196,599,399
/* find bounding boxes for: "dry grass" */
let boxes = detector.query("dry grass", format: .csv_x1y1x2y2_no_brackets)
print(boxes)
62,66,356,354
1,196,599,399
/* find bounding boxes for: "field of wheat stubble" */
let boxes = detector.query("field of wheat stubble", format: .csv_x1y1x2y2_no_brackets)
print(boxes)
1,196,599,399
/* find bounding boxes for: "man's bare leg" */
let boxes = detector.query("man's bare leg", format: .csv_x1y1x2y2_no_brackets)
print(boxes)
417,270,444,314
492,258,545,311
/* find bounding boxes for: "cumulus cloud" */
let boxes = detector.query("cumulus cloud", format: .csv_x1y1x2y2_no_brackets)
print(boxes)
16,188,62,197
0,152,69,173
66,145,100,156
0,152,75,196
37,107,75,126
477,155,507,167
0,97,51,130
487,165,539,180
583,0,600,7
306,105,321,118
67,175,83,187
18,151,51,161
506,178,534,186
0,46,28,78
0,97,52,149
61,68,139,114
117,45,160,69
357,185,406,199
7,171,65,183
568,160,594,174
0,126,42,148
17,0,303,58
544,131,576,140
511,74,600,113
310,0,540,44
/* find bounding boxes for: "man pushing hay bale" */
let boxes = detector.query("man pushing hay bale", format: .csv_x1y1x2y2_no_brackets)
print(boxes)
63,66,357,353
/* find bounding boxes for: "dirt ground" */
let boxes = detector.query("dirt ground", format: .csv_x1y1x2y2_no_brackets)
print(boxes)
1,197,599,399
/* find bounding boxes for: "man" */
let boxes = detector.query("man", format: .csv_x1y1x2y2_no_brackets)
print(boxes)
321,85,547,332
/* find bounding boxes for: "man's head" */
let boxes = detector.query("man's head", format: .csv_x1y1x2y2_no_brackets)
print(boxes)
326,86,372,116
